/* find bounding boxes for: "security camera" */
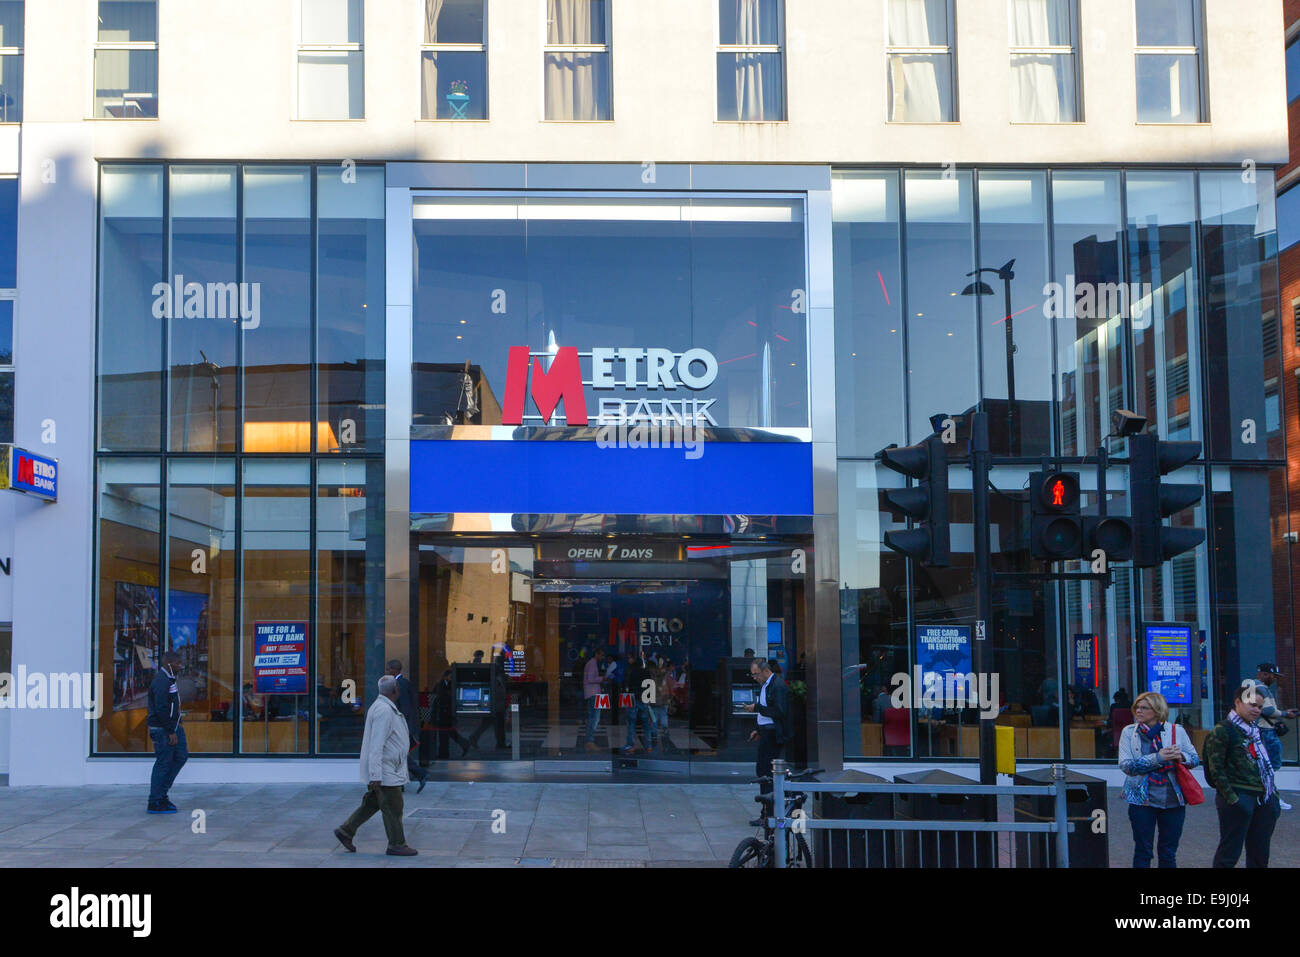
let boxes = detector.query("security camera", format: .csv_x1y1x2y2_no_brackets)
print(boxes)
1110,409,1147,438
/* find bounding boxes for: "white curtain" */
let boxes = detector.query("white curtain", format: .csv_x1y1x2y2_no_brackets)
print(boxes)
888,0,950,121
726,0,782,121
424,0,445,43
546,0,606,120
1009,0,1073,122
420,0,443,117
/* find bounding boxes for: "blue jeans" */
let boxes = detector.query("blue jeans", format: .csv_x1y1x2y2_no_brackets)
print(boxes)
585,696,600,743
148,725,188,805
1260,728,1282,771
625,702,657,749
1128,803,1186,868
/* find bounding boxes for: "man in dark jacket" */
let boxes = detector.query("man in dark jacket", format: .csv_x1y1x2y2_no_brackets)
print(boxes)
1204,682,1281,868
387,660,427,792
621,651,657,753
146,650,188,814
745,657,791,815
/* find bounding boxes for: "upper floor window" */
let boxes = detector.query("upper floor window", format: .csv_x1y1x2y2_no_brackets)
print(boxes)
545,0,610,121
298,0,364,120
1008,0,1078,122
1135,0,1204,123
887,0,956,122
717,0,785,121
94,0,157,118
0,2,22,123
1287,35,1300,103
422,0,487,119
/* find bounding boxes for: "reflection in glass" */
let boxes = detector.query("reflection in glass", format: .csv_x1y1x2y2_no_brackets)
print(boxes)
93,49,157,118
240,460,310,754
317,458,385,753
99,165,163,450
169,166,238,452
976,170,1051,456
1051,171,1124,458
319,166,385,452
832,171,904,458
1136,54,1200,123
95,458,161,753
1126,172,1201,443
166,459,236,753
1198,170,1281,461
243,167,312,452
903,170,976,442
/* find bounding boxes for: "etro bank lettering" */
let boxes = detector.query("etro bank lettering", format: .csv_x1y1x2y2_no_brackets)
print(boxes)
502,346,720,427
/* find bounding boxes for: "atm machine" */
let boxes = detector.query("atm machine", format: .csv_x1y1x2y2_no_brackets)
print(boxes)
452,663,492,718
717,657,758,756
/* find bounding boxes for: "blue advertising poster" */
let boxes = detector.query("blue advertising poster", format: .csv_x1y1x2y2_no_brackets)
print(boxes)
916,625,972,691
253,622,309,694
1073,635,1098,688
1145,623,1194,705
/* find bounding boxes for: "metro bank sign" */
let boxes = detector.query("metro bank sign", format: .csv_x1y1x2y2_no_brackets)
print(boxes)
501,346,719,426
0,445,58,502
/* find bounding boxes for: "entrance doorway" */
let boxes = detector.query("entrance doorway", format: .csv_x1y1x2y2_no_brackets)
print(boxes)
410,537,809,777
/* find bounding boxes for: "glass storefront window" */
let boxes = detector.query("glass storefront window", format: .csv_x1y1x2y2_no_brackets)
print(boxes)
832,171,904,458
903,170,977,443
412,195,808,431
1125,171,1201,446
318,166,385,452
240,459,311,753
98,165,163,451
1198,170,1282,461
243,167,312,453
316,457,385,753
169,166,238,453
1051,170,1125,458
976,170,1052,456
95,458,161,752
166,459,236,753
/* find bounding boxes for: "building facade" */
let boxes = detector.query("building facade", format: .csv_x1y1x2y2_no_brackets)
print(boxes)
1,0,1293,785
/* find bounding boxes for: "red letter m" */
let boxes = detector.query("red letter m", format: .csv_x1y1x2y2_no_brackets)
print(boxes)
16,455,33,486
501,346,588,425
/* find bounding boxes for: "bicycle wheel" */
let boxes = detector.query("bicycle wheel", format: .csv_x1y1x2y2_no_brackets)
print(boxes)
784,832,813,868
728,837,768,868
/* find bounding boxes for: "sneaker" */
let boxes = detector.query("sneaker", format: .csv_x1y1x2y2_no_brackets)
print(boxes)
386,844,419,857
147,802,176,815
333,827,356,852
163,799,178,812
1281,799,1292,811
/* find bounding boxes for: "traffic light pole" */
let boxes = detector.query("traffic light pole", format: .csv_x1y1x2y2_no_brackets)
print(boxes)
969,412,997,794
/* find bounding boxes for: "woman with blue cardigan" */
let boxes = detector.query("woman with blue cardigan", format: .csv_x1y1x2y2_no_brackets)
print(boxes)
1118,691,1201,868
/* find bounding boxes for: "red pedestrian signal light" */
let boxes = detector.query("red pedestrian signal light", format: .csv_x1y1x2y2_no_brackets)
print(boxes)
1036,472,1079,511
1050,479,1066,507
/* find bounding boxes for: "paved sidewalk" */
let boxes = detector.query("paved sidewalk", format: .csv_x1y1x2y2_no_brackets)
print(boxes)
0,782,1295,867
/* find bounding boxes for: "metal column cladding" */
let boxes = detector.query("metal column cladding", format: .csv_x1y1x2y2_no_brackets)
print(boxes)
409,439,814,515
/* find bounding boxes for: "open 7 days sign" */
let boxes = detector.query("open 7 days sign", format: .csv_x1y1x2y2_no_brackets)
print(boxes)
502,346,720,427
0,445,58,502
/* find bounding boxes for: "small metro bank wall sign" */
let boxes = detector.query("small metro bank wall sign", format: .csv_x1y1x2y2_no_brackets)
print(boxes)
0,445,58,502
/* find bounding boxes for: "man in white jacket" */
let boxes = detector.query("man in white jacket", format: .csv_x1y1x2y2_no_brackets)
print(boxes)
333,675,418,856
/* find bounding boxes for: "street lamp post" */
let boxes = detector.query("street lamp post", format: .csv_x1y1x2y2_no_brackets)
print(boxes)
963,259,1018,454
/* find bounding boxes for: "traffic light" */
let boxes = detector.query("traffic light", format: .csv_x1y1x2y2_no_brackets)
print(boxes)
1030,470,1082,560
878,434,950,566
1084,514,1134,563
1128,433,1205,567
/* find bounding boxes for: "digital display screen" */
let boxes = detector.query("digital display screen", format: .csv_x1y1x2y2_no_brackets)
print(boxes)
732,688,755,708
458,688,481,702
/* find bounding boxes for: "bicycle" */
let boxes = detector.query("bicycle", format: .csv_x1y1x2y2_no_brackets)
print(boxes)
728,768,823,868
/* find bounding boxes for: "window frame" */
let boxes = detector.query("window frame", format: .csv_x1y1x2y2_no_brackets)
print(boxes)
295,0,365,121
420,0,488,121
542,0,612,122
1007,0,1081,123
0,1,22,124
91,0,158,120
1133,0,1206,124
715,0,787,122
885,0,958,123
